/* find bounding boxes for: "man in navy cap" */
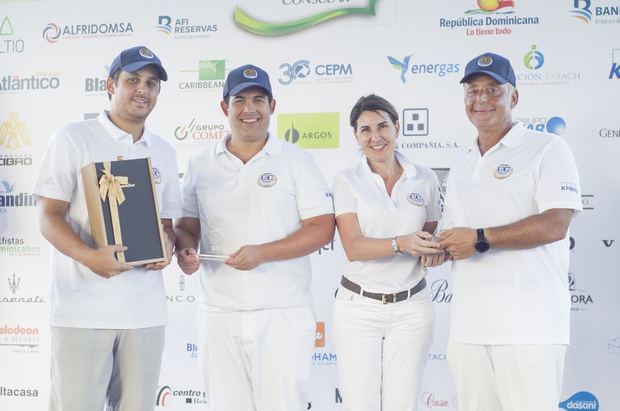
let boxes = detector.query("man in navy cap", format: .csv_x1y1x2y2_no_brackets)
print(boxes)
175,64,335,411
35,46,181,410
437,52,582,410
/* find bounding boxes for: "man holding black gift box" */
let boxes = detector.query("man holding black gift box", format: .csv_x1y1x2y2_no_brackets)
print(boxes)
175,64,335,411
34,46,181,411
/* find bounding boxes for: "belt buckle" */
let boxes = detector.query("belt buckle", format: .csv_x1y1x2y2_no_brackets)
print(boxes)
393,293,397,303
381,293,398,304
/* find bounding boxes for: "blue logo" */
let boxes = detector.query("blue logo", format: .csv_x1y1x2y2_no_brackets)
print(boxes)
387,53,459,83
559,391,599,410
278,60,352,85
402,108,429,136
407,192,425,206
545,116,566,135
155,16,173,35
524,44,544,70
494,164,513,179
561,182,579,193
257,172,277,187
518,116,566,135
152,167,162,184
569,0,592,23
609,49,620,79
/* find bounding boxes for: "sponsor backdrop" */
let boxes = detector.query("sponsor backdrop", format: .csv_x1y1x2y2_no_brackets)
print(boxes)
0,0,618,410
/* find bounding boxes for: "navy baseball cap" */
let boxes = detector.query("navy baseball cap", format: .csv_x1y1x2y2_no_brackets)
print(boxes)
460,52,516,87
109,46,168,81
223,64,272,99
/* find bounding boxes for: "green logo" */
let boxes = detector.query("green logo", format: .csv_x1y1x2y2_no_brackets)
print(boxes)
234,0,377,36
199,60,225,80
0,17,15,36
277,113,339,149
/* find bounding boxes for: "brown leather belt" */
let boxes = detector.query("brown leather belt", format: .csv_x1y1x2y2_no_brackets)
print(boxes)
340,276,427,304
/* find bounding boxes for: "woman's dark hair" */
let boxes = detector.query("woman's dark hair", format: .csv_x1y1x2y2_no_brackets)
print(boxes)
349,94,399,130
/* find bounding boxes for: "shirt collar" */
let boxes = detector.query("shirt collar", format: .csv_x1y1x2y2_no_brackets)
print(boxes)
216,133,282,157
466,122,526,154
97,110,152,147
360,150,417,179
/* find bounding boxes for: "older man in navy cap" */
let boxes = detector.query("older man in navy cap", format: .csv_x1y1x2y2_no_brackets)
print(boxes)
35,46,181,410
436,52,582,410
174,64,335,411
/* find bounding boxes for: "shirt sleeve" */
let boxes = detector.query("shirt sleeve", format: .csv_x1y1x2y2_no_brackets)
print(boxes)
425,169,443,222
535,138,582,216
33,127,78,202
180,157,200,218
158,149,183,219
332,171,357,217
294,152,334,220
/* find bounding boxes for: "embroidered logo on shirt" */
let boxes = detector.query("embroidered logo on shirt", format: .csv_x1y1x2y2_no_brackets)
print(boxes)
152,167,162,184
494,164,513,179
407,192,425,206
257,172,277,187
560,182,579,194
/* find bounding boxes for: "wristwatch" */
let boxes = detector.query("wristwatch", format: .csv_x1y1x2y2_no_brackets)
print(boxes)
474,228,490,253
391,237,403,254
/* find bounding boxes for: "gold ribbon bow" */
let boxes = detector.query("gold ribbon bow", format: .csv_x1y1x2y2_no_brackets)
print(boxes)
98,161,129,262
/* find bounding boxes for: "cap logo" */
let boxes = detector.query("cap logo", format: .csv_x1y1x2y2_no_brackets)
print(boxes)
477,56,493,67
257,172,277,187
494,164,513,179
139,47,154,59
243,68,258,79
407,192,425,206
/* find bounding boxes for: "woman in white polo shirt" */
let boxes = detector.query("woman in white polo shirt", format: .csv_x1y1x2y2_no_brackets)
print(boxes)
332,94,444,411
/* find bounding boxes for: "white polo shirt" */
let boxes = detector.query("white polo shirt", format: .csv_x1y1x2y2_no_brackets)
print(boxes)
332,152,442,293
181,134,334,311
443,122,582,345
34,111,182,329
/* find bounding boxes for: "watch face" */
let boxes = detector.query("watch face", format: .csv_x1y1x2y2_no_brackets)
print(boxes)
475,241,490,253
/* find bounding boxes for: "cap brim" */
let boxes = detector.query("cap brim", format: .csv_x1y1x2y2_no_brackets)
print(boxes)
120,61,168,81
227,82,271,98
460,70,509,85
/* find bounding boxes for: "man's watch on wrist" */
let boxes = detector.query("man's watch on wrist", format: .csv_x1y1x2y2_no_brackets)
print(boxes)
474,228,490,253
391,237,403,254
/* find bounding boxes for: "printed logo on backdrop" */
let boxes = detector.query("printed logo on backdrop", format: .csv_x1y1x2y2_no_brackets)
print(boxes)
0,113,31,149
313,321,337,366
166,274,197,305
1,274,45,304
568,271,594,311
439,1,540,36
608,337,620,353
609,48,620,79
155,385,207,406
42,20,134,43
581,193,595,211
234,0,379,36
0,72,60,93
602,239,615,247
1,236,41,257
174,119,229,146
317,239,335,255
430,279,452,304
432,168,450,198
155,15,217,39
517,45,581,86
0,181,38,214
0,385,39,398
398,109,459,150
277,112,340,148
569,0,620,24
335,388,343,404
0,323,40,354
387,53,460,84
178,60,226,92
428,351,447,361
402,108,429,136
559,391,599,411
186,342,198,359
84,71,108,96
514,116,567,135
0,16,25,54
420,392,452,410
278,60,354,85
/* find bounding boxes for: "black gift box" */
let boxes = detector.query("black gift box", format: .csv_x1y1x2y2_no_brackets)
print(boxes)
81,157,166,265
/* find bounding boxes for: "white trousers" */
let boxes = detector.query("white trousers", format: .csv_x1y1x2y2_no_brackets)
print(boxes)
197,306,315,411
333,286,435,411
49,326,165,411
447,342,567,411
